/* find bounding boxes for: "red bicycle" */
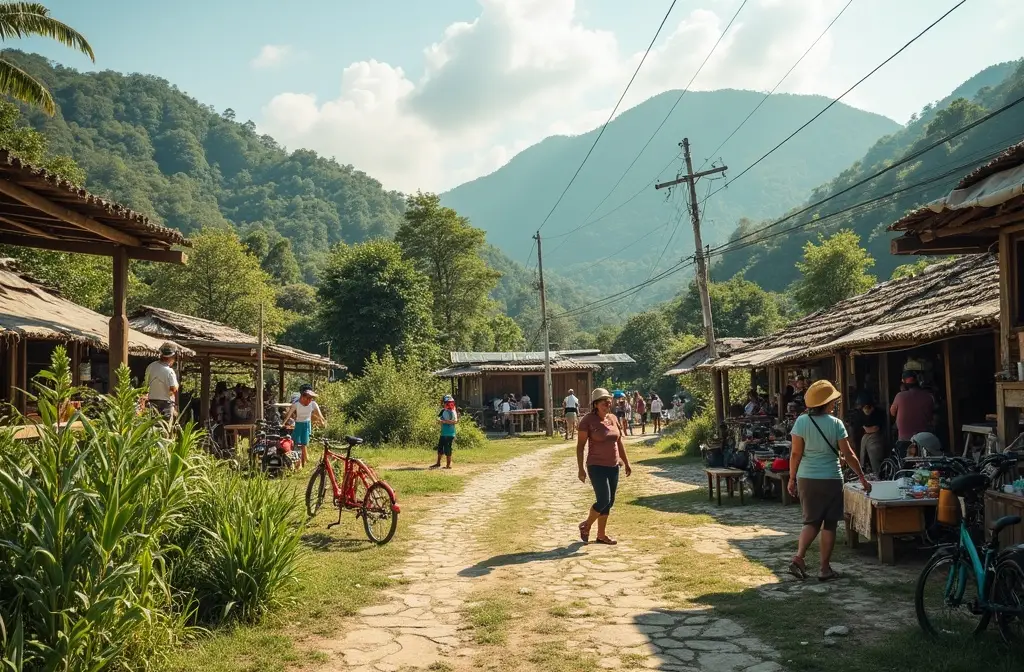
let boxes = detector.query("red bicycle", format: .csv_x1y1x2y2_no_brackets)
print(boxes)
305,435,400,544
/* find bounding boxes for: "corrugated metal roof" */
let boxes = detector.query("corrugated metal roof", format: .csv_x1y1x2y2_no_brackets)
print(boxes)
434,358,601,377
664,338,753,376
448,350,629,365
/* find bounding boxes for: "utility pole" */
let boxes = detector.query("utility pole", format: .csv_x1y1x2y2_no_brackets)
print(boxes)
257,301,265,422
534,231,555,437
655,138,727,425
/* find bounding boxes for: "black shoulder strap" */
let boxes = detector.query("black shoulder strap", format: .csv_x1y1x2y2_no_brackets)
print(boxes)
807,415,840,457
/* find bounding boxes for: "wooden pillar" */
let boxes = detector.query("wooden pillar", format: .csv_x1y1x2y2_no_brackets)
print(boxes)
199,357,211,425
70,342,81,386
109,247,129,388
999,232,1013,374
6,341,17,407
16,340,26,414
943,340,956,455
834,353,845,419
722,370,731,416
712,370,724,424
879,352,891,438
278,359,286,402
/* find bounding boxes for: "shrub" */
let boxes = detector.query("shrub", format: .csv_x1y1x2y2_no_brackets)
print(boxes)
657,407,715,457
0,348,198,670
168,467,303,624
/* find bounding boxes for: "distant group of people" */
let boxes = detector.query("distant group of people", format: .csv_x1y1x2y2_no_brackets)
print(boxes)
562,389,665,440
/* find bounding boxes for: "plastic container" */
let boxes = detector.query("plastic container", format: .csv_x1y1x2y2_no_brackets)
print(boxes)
937,488,959,525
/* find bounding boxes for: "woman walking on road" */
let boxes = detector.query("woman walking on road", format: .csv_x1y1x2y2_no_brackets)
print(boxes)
787,380,871,581
577,388,632,545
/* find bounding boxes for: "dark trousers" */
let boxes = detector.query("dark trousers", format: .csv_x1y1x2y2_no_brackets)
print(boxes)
588,464,620,515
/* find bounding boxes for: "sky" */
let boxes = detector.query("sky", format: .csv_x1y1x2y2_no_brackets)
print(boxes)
22,0,1024,193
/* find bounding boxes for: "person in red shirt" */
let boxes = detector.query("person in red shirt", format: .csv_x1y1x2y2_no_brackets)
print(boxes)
890,371,935,443
577,388,632,545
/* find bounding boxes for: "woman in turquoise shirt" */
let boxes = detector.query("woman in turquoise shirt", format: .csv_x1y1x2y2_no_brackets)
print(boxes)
787,380,871,581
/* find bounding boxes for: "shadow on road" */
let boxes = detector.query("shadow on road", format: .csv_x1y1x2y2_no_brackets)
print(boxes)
458,542,587,577
301,531,370,552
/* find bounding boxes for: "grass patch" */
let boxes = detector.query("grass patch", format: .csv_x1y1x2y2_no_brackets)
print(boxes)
526,641,599,672
160,437,556,671
548,599,593,619
466,593,517,645
619,652,647,668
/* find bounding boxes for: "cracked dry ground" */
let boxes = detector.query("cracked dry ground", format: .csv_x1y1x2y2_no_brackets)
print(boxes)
307,440,916,672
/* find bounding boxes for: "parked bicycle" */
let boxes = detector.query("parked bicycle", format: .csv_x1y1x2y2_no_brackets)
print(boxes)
305,436,400,544
915,471,1024,644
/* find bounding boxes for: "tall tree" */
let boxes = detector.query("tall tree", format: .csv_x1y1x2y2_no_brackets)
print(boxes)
791,229,876,314
146,227,285,337
395,192,500,351
318,240,437,373
670,274,785,338
611,311,672,384
0,2,93,114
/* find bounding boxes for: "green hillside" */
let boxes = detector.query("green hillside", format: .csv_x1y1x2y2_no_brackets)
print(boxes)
714,60,1024,289
440,89,900,301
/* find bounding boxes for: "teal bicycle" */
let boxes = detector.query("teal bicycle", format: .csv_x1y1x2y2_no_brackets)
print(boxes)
915,471,1024,644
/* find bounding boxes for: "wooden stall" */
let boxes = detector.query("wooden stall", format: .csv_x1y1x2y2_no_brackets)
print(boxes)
129,305,340,424
0,150,189,386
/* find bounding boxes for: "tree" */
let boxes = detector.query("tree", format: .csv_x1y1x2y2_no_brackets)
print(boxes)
670,274,785,338
318,240,437,374
791,230,876,314
262,238,301,285
611,311,672,384
147,227,285,337
395,192,500,351
471,314,525,351
890,256,951,280
0,2,93,114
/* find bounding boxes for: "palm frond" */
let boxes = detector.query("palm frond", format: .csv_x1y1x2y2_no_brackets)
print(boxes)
0,2,94,61
0,57,53,114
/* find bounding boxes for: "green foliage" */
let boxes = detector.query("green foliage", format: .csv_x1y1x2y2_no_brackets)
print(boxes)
0,3,93,115
669,275,785,338
611,311,672,384
318,240,437,374
0,347,197,670
890,256,952,280
342,350,484,449
659,407,715,457
471,314,526,351
146,227,286,337
396,192,501,352
791,230,876,314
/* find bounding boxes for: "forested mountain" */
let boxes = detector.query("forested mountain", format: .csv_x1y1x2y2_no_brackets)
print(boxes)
1,50,406,283
441,89,900,301
714,60,1024,289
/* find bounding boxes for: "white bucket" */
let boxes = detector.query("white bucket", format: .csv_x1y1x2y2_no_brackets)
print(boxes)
868,481,903,500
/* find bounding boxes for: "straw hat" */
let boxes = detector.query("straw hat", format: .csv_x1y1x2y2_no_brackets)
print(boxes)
591,388,614,402
803,380,841,409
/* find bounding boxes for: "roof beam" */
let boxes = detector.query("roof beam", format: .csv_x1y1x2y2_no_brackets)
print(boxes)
0,232,186,264
890,234,993,256
0,214,58,239
0,179,141,246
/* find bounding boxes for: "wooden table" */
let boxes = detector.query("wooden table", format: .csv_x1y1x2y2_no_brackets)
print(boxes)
508,409,542,433
705,467,746,506
843,484,936,564
763,470,795,504
223,423,255,450
985,489,1024,546
8,420,84,440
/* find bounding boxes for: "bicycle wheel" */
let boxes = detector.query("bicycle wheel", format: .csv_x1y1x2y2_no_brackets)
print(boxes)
991,555,1024,645
878,456,900,481
305,464,327,517
362,482,398,545
915,551,989,640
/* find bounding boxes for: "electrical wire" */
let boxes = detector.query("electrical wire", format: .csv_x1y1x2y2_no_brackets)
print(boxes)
703,0,966,202
543,0,750,246
696,0,855,173
534,0,680,234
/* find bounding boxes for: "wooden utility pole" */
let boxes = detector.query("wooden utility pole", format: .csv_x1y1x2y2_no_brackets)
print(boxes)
534,231,555,437
257,302,265,422
655,138,727,425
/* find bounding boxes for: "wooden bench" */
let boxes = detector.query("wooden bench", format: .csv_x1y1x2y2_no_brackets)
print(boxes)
763,470,796,504
705,467,746,506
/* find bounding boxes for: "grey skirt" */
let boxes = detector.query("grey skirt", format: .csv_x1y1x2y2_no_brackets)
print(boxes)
797,477,844,525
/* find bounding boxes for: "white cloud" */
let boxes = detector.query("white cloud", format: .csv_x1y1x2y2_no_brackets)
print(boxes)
251,44,295,69
257,0,1021,193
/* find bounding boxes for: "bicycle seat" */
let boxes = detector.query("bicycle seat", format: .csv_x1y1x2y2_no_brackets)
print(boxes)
345,436,364,447
950,473,989,496
991,515,1022,535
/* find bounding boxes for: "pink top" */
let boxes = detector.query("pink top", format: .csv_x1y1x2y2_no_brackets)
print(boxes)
891,387,934,441
579,412,621,467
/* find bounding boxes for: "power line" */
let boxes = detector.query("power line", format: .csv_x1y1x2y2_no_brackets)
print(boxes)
544,0,750,246
534,0,680,233
703,0,966,201
696,0,855,173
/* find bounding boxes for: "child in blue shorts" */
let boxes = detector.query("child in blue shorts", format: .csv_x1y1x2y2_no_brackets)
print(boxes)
431,395,458,470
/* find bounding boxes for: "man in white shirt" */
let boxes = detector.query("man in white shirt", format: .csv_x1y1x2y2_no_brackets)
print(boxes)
145,342,179,421
563,389,580,440
500,395,513,436
650,394,664,434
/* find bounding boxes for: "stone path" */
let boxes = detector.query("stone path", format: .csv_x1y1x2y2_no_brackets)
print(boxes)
311,444,564,671
309,440,919,671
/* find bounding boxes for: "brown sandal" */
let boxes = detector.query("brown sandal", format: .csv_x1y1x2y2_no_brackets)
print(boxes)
818,568,841,582
579,522,590,543
595,536,617,545
788,556,807,580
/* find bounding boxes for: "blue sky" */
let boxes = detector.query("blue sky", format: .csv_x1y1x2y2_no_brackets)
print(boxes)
21,1,1024,192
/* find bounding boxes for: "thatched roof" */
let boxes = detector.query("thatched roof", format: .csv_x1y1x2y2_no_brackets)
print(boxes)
704,254,998,370
664,338,752,376
128,305,339,370
888,141,1024,254
0,149,189,250
0,264,192,357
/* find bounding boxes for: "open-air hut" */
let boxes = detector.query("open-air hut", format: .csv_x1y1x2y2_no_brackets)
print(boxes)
433,350,635,412
889,140,1024,450
693,254,999,449
0,261,194,414
0,150,190,385
129,305,340,423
